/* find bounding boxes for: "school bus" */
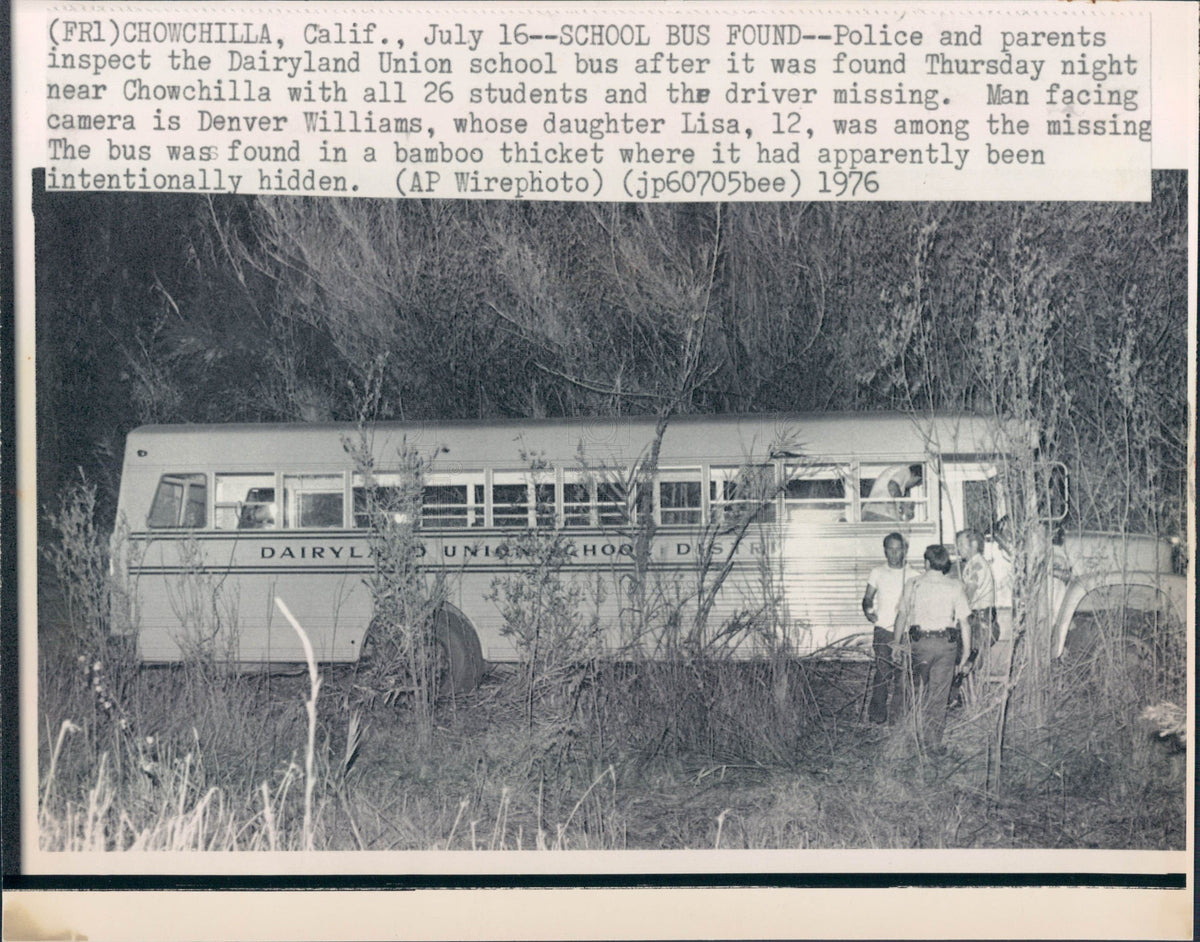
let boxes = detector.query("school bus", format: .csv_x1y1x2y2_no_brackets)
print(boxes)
111,412,1186,687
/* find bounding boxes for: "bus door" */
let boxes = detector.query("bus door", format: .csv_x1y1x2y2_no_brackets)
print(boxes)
938,459,1017,655
938,460,1006,544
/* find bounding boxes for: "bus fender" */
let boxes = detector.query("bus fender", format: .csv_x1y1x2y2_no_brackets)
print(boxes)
1052,570,1186,659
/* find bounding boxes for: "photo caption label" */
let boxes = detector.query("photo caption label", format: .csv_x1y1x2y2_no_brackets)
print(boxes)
42,5,1153,200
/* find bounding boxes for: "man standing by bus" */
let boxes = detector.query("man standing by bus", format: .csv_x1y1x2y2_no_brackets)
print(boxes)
894,544,972,753
956,528,997,669
862,532,911,724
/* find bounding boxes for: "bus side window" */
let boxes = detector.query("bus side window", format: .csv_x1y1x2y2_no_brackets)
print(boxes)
561,474,635,528
534,483,557,528
422,483,469,528
658,471,702,525
492,476,531,528
860,463,927,522
147,473,207,528
352,473,411,528
783,466,850,522
283,474,344,529
596,481,628,527
710,465,776,527
563,481,591,528
423,478,488,528
215,473,277,530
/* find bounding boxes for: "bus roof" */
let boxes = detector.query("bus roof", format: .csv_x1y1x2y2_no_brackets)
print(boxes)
123,412,1029,472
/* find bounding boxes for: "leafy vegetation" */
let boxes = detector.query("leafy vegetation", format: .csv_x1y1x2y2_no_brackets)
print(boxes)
39,179,1187,542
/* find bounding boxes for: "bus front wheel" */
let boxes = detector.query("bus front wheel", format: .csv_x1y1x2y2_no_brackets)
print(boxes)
433,608,485,695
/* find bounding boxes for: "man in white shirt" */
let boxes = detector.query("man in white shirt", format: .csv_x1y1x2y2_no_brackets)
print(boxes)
862,464,922,521
862,532,911,724
957,528,997,662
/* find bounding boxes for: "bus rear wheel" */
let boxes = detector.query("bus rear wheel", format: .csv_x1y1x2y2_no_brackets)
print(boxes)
433,608,485,695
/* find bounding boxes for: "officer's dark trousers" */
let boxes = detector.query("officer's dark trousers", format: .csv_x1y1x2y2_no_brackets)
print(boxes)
967,607,998,672
905,635,958,748
868,626,898,724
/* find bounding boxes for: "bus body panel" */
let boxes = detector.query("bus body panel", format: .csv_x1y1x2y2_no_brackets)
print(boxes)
130,531,372,664
119,413,1019,477
111,413,1043,667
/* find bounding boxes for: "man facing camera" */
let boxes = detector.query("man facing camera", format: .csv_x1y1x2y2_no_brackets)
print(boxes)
862,532,912,724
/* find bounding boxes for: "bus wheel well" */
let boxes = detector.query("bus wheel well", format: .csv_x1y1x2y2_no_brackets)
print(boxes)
433,605,486,695
1062,584,1181,661
359,604,486,695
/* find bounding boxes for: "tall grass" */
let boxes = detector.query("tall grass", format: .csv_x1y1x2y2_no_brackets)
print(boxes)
38,477,1186,852
39,639,1184,851
343,431,446,744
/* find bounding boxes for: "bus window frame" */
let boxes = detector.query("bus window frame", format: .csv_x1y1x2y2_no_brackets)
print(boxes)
556,468,641,529
709,463,778,529
421,472,486,529
146,472,209,530
595,476,631,528
282,471,348,530
656,467,703,527
781,462,853,523
561,474,592,529
351,470,411,529
859,461,930,524
214,471,279,531
490,469,537,529
562,471,608,529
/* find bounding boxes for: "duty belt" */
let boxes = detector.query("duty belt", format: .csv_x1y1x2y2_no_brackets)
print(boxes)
909,625,961,643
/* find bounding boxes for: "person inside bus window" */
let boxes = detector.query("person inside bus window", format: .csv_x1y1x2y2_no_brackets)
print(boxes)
862,532,912,724
863,464,923,521
238,488,276,529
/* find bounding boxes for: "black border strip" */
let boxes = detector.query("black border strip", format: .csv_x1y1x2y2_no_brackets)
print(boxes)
4,872,1188,891
1,0,20,877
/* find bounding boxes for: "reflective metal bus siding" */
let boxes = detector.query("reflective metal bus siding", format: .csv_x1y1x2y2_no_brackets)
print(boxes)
116,413,1006,665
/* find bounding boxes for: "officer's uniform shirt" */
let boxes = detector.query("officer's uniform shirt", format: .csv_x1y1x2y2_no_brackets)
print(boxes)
986,543,1013,609
896,569,972,636
961,553,995,611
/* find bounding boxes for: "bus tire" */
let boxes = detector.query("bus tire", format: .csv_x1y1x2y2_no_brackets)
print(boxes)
433,608,485,695
1062,613,1099,662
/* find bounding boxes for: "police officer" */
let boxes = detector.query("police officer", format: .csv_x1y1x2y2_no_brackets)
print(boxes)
956,528,997,664
894,544,972,753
